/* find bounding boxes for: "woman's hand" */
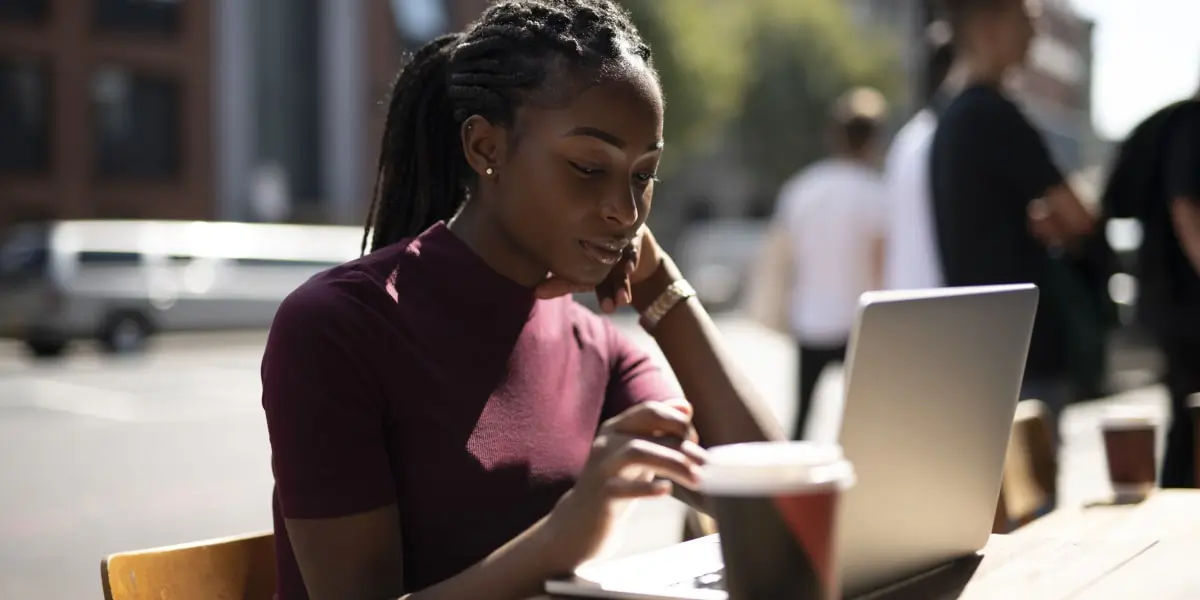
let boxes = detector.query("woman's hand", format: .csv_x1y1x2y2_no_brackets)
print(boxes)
534,227,667,313
543,398,707,572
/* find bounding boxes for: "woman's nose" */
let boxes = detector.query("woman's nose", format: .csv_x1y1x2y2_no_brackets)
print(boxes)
601,188,639,227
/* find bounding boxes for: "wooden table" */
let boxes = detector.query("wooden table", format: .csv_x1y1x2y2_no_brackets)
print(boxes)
539,490,1200,599
865,490,1200,599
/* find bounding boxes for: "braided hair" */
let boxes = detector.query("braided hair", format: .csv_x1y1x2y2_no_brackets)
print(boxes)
361,0,655,254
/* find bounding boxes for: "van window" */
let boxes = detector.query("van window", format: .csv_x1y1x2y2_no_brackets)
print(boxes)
78,251,141,265
234,257,340,269
0,223,49,281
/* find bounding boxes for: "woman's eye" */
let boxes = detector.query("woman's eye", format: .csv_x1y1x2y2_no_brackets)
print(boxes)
634,172,660,184
570,162,604,176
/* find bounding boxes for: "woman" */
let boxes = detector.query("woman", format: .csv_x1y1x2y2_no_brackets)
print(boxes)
262,1,783,598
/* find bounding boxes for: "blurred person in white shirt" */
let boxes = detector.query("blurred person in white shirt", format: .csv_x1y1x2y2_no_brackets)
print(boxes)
759,87,890,440
882,36,962,290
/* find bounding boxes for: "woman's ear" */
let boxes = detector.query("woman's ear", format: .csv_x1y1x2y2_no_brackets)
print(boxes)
461,115,509,178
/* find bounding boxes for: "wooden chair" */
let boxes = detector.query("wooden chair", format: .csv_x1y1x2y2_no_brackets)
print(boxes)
682,507,718,541
993,400,1058,533
101,531,275,600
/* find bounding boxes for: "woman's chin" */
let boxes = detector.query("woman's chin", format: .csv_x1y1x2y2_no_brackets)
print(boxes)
553,262,611,288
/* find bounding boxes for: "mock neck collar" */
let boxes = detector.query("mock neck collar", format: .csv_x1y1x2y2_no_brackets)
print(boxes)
402,222,539,322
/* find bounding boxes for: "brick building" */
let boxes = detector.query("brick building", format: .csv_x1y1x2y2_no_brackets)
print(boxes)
0,0,486,231
0,0,213,228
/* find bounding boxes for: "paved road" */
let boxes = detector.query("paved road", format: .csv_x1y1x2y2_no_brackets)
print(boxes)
0,317,1171,599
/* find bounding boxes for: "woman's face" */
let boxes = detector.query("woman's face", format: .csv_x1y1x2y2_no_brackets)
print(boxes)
487,60,665,287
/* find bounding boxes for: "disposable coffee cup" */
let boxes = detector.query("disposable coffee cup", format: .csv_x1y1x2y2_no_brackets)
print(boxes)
700,441,855,600
1101,407,1157,498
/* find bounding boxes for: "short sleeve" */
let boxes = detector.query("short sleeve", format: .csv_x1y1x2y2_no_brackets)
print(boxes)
984,98,1065,202
600,321,683,421
1165,110,1200,201
262,281,397,519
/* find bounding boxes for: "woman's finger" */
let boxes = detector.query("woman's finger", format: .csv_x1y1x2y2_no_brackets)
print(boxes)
600,438,702,489
604,403,700,451
654,436,708,466
604,401,695,441
595,261,630,313
604,477,673,499
659,397,694,418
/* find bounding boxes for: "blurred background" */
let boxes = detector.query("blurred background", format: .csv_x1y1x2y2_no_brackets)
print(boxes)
1,0,1189,313
1,0,1198,598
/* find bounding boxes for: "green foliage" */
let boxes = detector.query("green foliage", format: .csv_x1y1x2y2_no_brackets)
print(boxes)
622,0,753,174
735,0,904,206
622,0,903,205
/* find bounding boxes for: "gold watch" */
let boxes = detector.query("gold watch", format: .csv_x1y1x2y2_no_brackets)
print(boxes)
640,279,697,330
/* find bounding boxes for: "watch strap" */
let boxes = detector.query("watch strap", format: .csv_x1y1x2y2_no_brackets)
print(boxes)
640,279,697,329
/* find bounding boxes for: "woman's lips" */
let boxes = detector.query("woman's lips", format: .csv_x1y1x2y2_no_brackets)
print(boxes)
579,240,625,266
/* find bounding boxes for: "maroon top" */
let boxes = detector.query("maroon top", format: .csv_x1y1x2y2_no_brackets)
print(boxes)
261,223,681,598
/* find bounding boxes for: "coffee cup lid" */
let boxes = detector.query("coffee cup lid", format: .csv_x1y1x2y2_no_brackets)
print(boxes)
1101,406,1157,429
699,441,856,496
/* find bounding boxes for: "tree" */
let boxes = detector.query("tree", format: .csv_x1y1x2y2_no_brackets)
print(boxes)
622,0,753,175
734,0,903,212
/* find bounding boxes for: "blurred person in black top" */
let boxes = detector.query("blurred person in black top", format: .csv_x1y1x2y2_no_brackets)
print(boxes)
1102,86,1200,488
930,0,1096,448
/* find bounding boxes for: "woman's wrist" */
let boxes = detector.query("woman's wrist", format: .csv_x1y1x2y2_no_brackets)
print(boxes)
630,255,683,315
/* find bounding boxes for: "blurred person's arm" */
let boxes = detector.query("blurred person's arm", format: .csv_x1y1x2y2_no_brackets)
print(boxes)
1038,185,1096,247
1166,111,1200,275
743,220,794,335
1172,200,1200,274
868,182,888,290
870,234,886,290
744,180,799,336
986,98,1095,248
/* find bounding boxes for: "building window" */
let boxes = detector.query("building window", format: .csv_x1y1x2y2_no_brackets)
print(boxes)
91,66,181,180
0,57,51,174
0,0,48,24
94,0,182,35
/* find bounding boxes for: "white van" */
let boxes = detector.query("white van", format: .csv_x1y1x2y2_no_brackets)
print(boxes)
0,220,363,357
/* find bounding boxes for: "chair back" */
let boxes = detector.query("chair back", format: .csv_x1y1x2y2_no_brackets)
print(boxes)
995,400,1058,532
101,531,275,600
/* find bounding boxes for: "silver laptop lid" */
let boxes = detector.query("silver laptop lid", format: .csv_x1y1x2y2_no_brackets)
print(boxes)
832,284,1038,597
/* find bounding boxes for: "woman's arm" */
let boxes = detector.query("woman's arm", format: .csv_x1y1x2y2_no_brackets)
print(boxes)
630,253,788,446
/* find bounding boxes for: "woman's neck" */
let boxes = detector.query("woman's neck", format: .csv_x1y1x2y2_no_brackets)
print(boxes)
447,203,547,289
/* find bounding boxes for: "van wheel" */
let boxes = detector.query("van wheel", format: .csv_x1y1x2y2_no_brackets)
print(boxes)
99,312,152,354
24,337,68,359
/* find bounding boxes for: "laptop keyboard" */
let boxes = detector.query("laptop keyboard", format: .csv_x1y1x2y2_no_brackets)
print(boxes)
669,568,725,591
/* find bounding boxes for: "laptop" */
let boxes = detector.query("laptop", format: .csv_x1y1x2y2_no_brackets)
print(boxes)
545,284,1039,599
